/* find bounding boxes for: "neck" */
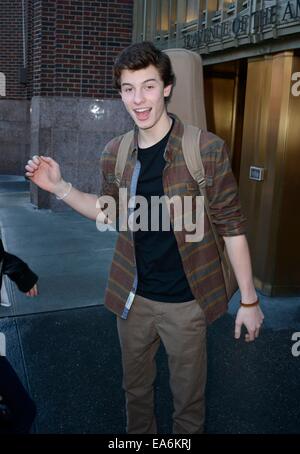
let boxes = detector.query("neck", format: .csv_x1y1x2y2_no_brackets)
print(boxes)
138,112,172,148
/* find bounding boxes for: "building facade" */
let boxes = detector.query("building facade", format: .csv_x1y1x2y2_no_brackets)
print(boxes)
0,1,299,296
133,0,300,296
0,0,134,209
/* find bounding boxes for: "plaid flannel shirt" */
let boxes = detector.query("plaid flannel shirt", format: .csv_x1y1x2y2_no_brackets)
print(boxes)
98,114,247,324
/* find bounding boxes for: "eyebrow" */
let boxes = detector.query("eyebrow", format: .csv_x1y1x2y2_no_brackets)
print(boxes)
121,78,158,87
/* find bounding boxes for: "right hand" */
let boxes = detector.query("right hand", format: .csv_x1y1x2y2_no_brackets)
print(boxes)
25,155,63,194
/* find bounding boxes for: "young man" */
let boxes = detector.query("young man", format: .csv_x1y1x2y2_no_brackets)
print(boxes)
25,42,264,434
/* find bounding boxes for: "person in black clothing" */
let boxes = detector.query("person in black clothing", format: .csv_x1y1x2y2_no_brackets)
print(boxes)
0,239,38,300
0,238,38,433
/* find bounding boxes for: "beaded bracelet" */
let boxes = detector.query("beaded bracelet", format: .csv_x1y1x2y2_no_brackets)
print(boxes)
55,182,72,200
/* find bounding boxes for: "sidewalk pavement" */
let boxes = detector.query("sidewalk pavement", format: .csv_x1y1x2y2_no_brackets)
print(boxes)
0,175,299,434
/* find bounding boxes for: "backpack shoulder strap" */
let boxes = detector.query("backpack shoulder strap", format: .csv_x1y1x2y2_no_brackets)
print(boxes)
114,130,134,187
182,124,205,189
182,124,230,275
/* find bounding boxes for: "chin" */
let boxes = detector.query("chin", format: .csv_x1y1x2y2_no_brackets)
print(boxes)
138,121,156,130
135,115,157,130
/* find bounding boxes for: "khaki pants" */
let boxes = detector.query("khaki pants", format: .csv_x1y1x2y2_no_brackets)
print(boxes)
117,294,207,434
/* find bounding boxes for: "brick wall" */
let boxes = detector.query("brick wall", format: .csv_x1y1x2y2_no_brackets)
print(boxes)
33,0,134,98
0,0,134,180
1,0,134,100
0,0,31,100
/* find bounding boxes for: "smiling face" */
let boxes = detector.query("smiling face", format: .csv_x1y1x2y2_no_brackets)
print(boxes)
120,65,172,134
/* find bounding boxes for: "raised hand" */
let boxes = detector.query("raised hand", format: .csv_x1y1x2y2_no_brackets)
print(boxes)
25,155,63,194
25,154,99,220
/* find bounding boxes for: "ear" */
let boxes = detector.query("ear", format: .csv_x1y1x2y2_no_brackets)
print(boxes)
164,84,172,98
119,90,126,103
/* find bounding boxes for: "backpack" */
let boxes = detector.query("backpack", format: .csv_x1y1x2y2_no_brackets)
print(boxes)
114,48,238,302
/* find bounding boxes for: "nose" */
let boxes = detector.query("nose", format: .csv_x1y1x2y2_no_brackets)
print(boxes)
133,87,144,105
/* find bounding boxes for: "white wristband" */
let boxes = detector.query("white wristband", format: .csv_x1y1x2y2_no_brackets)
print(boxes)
55,182,72,200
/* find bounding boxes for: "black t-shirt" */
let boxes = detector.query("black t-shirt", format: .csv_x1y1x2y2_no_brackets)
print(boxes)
134,122,195,303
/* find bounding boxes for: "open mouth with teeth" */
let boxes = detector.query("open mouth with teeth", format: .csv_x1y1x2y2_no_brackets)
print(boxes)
133,108,152,121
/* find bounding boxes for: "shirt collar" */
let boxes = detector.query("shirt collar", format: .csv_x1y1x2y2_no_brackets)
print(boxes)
130,113,184,162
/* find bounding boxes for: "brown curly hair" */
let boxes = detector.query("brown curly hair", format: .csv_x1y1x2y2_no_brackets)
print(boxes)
113,41,175,90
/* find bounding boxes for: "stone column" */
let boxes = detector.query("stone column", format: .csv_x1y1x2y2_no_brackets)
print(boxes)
30,96,133,211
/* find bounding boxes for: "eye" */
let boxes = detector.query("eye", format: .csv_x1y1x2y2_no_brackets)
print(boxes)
145,85,154,91
122,87,133,94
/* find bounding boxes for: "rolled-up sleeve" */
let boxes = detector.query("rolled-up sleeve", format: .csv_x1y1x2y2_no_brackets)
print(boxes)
99,143,119,201
207,140,247,237
98,138,122,224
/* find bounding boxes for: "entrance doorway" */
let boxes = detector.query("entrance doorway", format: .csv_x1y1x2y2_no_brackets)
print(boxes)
203,59,247,182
